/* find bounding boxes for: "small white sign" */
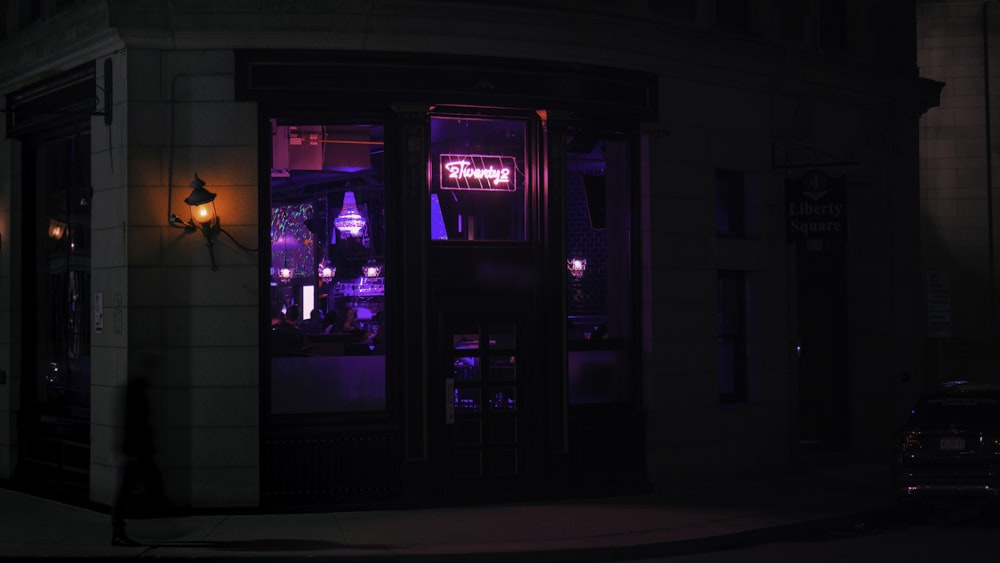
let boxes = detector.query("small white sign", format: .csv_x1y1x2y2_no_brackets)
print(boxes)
94,292,104,333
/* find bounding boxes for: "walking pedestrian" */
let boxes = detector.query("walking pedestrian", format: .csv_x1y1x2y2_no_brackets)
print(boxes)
110,373,166,546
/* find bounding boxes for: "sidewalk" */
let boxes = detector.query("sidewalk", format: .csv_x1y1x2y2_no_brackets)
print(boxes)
0,463,898,561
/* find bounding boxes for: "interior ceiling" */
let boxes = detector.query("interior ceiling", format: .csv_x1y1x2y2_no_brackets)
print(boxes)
270,123,384,205
269,123,607,205
270,169,382,205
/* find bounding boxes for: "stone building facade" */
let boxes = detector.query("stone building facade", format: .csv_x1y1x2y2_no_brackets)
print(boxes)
0,1,939,510
917,0,1000,384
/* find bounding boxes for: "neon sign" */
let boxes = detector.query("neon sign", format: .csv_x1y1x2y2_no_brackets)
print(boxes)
440,154,517,192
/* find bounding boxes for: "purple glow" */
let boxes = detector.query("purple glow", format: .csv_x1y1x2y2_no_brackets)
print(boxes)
454,388,480,412
430,194,449,240
271,203,315,281
440,154,517,191
488,389,517,412
334,191,366,236
271,355,385,414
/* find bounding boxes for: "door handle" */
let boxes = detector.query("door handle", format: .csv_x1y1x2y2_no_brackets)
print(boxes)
445,377,455,424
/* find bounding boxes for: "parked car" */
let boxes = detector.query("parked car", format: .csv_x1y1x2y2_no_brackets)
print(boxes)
892,381,1000,509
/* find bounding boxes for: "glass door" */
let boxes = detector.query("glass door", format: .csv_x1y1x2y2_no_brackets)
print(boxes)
425,109,542,497
446,322,520,479
19,131,92,497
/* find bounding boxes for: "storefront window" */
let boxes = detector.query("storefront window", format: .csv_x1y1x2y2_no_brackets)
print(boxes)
566,131,632,404
429,116,528,241
268,121,386,414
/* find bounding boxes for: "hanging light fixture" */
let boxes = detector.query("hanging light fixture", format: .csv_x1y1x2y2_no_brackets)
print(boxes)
318,256,336,282
567,257,587,280
333,190,366,237
276,239,293,284
278,260,293,284
362,259,382,278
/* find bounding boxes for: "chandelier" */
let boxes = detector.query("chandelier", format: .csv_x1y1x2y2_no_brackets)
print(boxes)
333,191,366,237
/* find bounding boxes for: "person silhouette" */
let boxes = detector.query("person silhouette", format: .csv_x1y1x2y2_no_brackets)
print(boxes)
271,304,309,355
298,308,326,334
342,307,362,333
111,372,166,546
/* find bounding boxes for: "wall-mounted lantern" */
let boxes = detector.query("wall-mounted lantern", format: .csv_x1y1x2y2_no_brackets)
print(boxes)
169,173,258,271
184,174,218,230
171,174,221,270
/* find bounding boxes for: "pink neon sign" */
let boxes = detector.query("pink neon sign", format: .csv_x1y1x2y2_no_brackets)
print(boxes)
440,154,517,192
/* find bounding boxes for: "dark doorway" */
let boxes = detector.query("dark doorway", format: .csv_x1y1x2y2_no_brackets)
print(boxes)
796,241,848,455
18,131,93,499
430,302,535,499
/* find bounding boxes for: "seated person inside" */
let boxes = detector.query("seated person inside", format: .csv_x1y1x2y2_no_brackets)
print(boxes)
272,304,309,356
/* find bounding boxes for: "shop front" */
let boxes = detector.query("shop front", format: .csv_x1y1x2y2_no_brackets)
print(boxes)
242,52,656,507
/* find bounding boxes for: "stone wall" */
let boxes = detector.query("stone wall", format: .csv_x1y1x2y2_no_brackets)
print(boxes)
918,0,1000,384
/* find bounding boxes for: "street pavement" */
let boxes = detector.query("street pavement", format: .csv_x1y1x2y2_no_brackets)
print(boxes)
0,462,898,561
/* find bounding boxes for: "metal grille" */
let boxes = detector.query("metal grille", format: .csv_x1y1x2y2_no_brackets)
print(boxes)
262,432,402,504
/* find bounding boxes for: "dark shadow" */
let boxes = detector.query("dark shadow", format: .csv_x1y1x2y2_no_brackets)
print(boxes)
141,538,387,551
112,370,167,544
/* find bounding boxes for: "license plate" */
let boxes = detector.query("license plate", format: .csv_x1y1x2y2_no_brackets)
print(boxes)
940,436,965,451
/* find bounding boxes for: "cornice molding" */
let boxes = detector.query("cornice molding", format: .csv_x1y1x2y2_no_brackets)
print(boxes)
0,29,124,95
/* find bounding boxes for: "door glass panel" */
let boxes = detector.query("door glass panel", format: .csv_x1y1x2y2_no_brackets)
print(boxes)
268,120,386,414
453,356,481,382
490,418,517,444
488,325,516,348
490,449,518,475
454,420,482,445
488,354,516,381
445,321,521,477
429,116,528,241
488,387,517,412
454,387,481,413
453,330,480,350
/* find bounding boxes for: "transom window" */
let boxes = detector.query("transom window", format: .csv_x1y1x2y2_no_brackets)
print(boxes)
429,115,528,242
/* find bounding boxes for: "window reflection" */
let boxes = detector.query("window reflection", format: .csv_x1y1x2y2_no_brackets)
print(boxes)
453,357,481,382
